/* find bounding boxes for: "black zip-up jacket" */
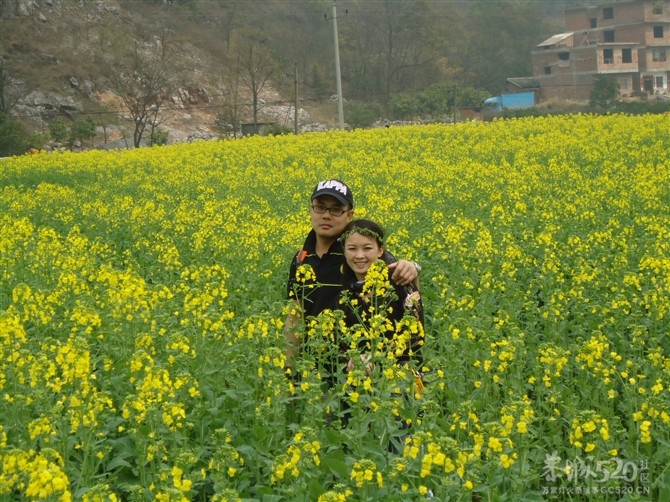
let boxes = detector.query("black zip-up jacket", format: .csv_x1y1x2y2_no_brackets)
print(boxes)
286,230,345,319
286,230,398,320
340,279,424,368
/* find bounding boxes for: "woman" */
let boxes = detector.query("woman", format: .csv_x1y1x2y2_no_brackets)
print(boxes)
339,219,424,371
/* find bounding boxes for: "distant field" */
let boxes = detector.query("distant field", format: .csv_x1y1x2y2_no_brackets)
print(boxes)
1,114,669,501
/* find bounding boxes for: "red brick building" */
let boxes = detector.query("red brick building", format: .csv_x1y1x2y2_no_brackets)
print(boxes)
531,1,670,102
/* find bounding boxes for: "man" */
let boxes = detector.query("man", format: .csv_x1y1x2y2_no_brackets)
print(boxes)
284,178,420,367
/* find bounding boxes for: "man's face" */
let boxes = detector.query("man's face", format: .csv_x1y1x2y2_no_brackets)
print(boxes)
310,195,353,240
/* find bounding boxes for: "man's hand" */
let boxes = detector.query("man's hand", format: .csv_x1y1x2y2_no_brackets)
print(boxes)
388,260,420,286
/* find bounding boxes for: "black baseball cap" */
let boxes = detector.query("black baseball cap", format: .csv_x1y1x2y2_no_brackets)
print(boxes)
311,179,354,208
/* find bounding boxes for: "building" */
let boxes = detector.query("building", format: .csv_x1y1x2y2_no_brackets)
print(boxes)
531,0,670,102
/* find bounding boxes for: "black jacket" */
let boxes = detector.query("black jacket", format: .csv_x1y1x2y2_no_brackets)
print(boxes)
286,230,398,319
286,230,345,319
340,277,424,367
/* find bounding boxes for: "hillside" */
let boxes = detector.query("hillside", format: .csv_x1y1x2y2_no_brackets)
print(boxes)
1,0,322,147
0,0,590,148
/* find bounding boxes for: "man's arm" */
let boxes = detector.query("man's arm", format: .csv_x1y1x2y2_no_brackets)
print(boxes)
283,301,302,371
388,260,420,287
284,250,303,371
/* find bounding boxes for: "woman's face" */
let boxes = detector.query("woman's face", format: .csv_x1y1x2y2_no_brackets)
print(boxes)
343,232,384,281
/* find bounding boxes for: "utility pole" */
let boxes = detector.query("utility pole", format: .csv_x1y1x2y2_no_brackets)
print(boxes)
453,85,457,124
331,1,345,129
294,62,299,134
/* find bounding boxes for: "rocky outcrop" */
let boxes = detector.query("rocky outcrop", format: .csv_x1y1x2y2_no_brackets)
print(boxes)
171,84,211,109
1,0,41,18
2,0,327,148
14,90,83,120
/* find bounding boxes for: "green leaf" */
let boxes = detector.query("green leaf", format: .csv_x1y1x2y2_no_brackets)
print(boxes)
321,453,348,478
106,454,135,471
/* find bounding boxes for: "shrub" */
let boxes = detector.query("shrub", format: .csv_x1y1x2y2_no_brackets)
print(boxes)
345,101,381,129
265,123,293,136
590,75,619,109
0,112,31,156
149,129,169,146
48,118,70,144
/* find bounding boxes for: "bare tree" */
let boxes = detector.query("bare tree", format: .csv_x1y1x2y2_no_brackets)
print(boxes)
452,2,550,92
215,53,243,139
238,38,277,134
108,47,174,148
345,0,439,115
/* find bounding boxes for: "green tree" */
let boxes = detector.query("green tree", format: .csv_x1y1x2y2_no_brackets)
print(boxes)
49,118,70,144
390,92,418,120
345,101,381,129
457,86,491,109
69,117,97,150
590,75,619,109
417,83,453,118
265,123,292,136
149,128,169,146
0,112,30,156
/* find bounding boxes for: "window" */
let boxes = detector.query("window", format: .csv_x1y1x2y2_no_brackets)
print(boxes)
653,26,664,38
656,76,665,88
544,66,552,75
604,30,615,42
652,48,667,62
653,2,663,15
603,7,613,19
622,48,632,63
590,18,597,28
603,48,614,63
558,52,570,61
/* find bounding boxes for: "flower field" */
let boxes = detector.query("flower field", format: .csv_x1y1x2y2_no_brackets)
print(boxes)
1,113,669,501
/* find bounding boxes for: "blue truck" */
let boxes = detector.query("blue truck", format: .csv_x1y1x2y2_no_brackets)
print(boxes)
482,91,535,120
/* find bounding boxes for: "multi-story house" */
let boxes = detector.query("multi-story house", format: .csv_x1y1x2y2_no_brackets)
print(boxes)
531,0,670,102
